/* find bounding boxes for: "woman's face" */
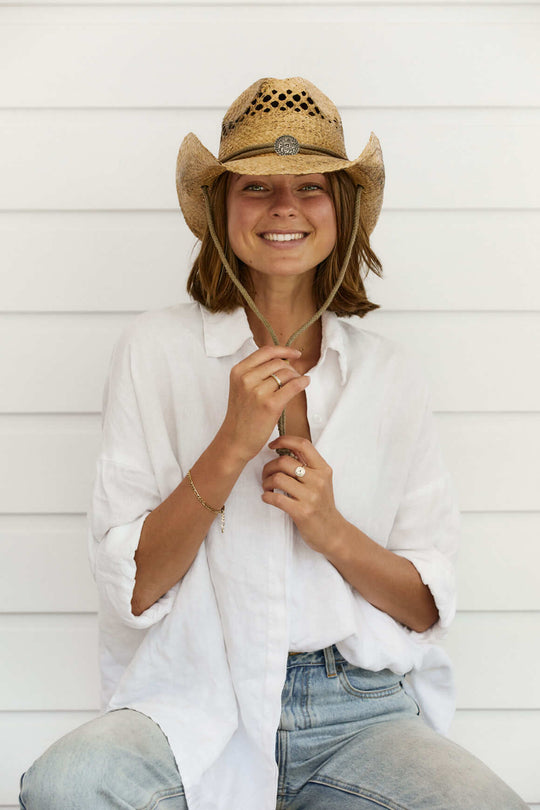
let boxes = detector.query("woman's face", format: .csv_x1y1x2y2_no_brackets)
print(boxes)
226,173,337,283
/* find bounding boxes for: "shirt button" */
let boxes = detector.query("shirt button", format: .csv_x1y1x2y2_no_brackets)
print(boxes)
312,413,322,424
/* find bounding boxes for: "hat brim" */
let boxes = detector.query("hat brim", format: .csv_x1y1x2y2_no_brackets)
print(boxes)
176,131,384,240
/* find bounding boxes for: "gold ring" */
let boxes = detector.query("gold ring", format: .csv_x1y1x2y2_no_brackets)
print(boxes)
270,373,282,390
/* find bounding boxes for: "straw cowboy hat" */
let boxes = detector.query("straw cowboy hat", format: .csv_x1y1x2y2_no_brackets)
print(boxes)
176,76,385,239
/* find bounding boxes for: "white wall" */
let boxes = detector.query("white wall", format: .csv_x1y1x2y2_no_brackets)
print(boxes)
1,1,539,807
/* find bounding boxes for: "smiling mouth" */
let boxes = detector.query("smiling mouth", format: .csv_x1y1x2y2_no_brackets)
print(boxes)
259,232,308,242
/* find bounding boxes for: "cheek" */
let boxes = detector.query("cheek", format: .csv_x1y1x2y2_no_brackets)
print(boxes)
227,226,250,268
226,191,241,250
326,214,338,248
227,202,256,256
226,201,238,246
314,200,337,251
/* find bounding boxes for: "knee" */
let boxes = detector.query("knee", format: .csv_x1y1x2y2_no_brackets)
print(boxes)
20,717,119,809
20,710,183,810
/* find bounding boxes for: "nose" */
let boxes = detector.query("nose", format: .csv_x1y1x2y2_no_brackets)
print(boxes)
269,185,297,217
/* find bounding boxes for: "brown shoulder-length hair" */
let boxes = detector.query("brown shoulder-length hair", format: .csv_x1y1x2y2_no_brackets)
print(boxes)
186,170,382,317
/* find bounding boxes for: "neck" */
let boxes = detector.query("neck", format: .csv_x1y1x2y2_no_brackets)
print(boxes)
244,269,322,361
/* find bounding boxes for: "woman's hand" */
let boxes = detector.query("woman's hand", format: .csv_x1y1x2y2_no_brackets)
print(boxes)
218,346,311,465
261,435,345,556
262,437,440,633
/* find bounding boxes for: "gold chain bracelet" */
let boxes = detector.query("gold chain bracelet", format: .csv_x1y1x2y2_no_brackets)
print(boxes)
187,470,225,533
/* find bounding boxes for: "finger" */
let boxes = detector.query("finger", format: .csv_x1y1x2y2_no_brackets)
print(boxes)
272,374,311,410
234,345,301,375
262,455,310,481
262,489,302,521
244,356,302,387
268,435,322,468
262,470,305,500
245,362,300,393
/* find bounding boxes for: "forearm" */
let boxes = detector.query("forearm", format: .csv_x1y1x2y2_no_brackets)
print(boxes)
131,430,246,616
325,518,439,633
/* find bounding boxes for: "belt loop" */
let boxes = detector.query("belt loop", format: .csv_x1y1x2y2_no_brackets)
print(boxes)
323,646,337,678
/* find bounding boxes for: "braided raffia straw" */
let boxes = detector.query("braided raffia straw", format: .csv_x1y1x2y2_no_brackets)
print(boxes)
201,183,363,450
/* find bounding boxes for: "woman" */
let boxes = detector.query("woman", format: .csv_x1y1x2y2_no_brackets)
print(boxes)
20,77,527,810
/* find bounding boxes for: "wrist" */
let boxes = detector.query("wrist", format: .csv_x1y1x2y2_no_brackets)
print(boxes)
321,512,352,561
211,428,251,475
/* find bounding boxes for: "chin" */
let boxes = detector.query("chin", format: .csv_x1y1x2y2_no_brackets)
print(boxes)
250,262,317,279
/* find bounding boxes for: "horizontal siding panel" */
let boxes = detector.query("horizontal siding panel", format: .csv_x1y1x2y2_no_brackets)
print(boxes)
2,109,539,210
1,612,537,712
440,414,540,512
0,211,191,313
1,19,538,107
0,413,539,512
457,513,540,611
2,512,538,613
443,613,540,709
0,615,100,711
1,312,539,413
1,210,540,312
0,314,125,414
0,710,537,805
0,415,99,514
0,515,97,613
365,313,540,411
369,210,540,312
449,710,539,803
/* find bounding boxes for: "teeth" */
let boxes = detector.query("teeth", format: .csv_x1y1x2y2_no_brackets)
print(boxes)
262,232,305,242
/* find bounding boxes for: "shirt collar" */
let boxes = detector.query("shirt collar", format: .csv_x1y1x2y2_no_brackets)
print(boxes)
319,311,348,386
200,304,255,358
200,303,352,386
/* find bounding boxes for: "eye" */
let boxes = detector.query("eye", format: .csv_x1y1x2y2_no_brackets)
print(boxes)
243,183,266,192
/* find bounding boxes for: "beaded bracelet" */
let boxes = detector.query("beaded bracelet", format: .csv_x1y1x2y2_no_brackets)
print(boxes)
187,470,225,533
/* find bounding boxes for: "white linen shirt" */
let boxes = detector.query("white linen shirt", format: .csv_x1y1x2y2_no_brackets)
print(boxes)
88,301,460,810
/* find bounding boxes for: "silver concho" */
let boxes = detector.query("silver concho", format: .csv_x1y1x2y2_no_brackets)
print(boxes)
274,135,300,156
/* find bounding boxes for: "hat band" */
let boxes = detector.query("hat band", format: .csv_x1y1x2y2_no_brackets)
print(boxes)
223,142,347,163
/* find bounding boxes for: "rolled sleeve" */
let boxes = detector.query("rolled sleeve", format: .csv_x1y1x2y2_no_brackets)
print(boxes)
92,513,178,629
390,473,460,641
87,322,178,630
397,546,456,635
387,375,461,641
88,458,177,629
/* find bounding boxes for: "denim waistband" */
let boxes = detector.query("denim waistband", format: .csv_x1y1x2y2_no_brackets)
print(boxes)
286,646,345,677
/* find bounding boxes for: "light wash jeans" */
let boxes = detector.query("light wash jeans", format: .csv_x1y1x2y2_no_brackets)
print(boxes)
19,646,528,809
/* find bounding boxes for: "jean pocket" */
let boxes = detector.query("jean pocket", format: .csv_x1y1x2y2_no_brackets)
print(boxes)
337,663,403,699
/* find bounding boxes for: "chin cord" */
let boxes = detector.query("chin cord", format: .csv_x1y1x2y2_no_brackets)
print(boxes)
201,182,363,443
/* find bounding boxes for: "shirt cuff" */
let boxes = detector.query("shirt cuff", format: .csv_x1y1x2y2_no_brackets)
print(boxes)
393,547,457,642
92,512,178,629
